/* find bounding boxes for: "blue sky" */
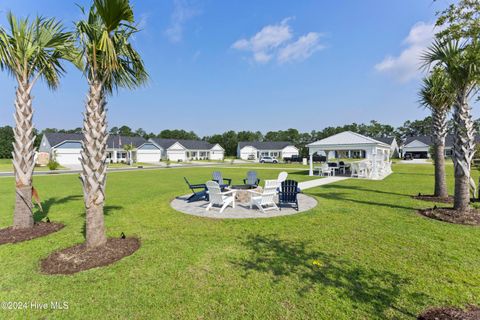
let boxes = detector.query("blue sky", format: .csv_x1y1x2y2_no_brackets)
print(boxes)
0,0,470,136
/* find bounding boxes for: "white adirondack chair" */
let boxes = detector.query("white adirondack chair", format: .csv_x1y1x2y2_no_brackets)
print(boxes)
320,163,334,176
249,180,279,213
351,161,367,178
277,171,288,188
205,181,236,213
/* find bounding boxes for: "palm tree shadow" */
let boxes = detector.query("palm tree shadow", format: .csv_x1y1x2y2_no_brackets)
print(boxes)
33,195,83,222
320,184,411,197
231,234,427,318
312,192,418,211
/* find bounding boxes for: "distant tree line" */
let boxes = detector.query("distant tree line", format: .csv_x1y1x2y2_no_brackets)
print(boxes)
1,117,479,158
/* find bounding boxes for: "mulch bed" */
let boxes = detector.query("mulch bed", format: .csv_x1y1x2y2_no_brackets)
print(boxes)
0,222,64,245
413,195,454,204
40,237,140,275
418,207,480,226
418,305,480,320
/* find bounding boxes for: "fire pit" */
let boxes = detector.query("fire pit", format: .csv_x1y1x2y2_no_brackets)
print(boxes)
229,185,263,203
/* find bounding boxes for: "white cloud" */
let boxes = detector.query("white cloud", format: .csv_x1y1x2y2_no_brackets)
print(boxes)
165,0,200,43
232,18,324,64
278,32,324,63
375,22,437,82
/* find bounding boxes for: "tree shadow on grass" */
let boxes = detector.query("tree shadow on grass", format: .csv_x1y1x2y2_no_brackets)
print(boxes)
319,184,412,198
288,170,311,176
232,234,426,318
312,191,418,211
33,195,83,222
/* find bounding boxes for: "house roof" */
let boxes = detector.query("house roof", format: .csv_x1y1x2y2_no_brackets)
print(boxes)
45,132,146,149
371,136,396,145
238,141,295,150
403,134,480,147
44,132,84,148
307,131,390,148
151,138,216,150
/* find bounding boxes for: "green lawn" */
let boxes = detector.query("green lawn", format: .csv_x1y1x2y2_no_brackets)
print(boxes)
0,164,479,319
0,159,66,172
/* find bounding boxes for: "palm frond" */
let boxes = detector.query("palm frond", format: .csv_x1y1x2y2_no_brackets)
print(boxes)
0,12,78,89
421,39,479,94
418,67,455,112
75,0,148,94
94,0,134,32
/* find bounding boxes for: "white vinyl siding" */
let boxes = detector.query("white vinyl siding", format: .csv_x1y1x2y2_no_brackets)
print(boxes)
137,143,162,163
239,146,258,160
54,148,81,165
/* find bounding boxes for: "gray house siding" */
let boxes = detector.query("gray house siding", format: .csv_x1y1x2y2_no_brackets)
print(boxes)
38,135,52,153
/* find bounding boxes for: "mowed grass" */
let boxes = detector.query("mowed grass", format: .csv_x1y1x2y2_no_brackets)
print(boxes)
0,159,64,172
0,164,479,319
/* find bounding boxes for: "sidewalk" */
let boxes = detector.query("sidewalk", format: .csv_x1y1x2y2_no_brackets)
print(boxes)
298,176,349,190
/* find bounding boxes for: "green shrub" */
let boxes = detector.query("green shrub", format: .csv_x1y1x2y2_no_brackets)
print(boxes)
47,160,60,171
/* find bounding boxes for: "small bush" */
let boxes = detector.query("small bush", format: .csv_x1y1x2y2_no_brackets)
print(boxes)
47,160,60,171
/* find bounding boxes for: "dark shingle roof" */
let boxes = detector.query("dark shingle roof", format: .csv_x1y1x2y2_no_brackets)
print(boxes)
44,132,146,148
238,141,295,150
403,134,480,147
108,135,146,148
44,133,84,147
151,138,216,150
372,137,396,145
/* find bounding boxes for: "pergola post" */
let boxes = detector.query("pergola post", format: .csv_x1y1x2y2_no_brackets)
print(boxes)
309,153,313,176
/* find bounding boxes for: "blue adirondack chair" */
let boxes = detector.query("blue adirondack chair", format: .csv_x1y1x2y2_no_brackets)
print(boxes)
278,180,300,211
243,171,260,187
212,171,232,189
184,177,209,202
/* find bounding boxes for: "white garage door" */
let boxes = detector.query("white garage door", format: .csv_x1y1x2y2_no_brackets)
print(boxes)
137,150,161,163
168,150,186,162
55,150,81,165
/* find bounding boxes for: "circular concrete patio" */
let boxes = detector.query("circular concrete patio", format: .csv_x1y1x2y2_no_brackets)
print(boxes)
171,194,318,219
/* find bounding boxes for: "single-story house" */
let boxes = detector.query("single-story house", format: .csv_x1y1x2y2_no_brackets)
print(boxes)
136,138,224,163
371,137,400,158
237,141,299,160
38,132,146,166
307,131,392,179
401,135,480,159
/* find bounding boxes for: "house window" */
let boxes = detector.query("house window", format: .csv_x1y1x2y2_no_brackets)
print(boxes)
200,152,207,157
191,151,197,158
117,151,127,159
261,151,269,156
445,149,453,157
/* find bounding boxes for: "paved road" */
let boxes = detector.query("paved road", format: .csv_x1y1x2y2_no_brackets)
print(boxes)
0,162,313,178
0,162,236,178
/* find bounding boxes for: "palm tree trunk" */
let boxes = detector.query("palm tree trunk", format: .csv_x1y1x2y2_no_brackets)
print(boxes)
12,81,36,229
80,80,108,248
432,109,448,198
452,92,476,212
434,144,448,198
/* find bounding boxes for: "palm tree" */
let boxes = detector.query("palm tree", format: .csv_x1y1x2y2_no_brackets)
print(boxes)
418,67,455,199
123,143,135,165
75,0,148,248
0,13,75,229
423,40,479,212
